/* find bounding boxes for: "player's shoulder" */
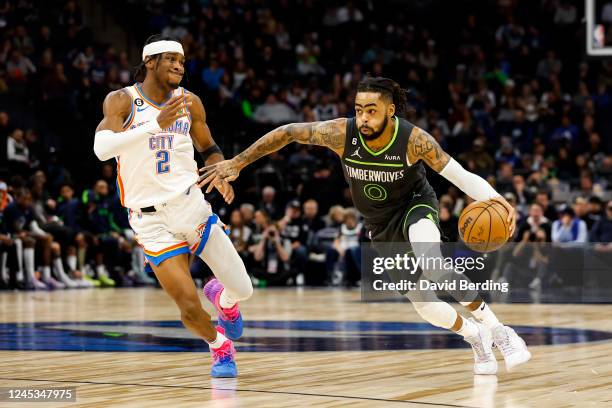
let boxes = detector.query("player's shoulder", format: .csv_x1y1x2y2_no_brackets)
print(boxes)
405,120,425,141
103,88,133,112
182,87,203,105
398,116,417,132
182,87,206,118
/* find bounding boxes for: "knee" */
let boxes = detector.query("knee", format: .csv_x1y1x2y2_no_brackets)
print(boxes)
23,237,36,247
411,302,456,329
408,218,441,244
232,264,254,300
239,278,254,300
75,233,86,247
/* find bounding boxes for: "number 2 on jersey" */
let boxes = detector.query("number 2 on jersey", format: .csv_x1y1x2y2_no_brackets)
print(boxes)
156,150,170,174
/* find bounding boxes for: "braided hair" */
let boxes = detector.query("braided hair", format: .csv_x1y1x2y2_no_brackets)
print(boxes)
133,34,180,82
356,76,410,118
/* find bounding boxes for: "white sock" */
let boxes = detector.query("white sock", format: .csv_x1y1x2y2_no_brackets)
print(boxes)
53,258,75,285
1,252,8,282
132,247,144,273
463,301,501,330
457,316,479,338
42,266,52,281
96,264,108,278
207,331,228,349
24,248,36,282
15,239,24,281
219,289,237,309
67,255,77,271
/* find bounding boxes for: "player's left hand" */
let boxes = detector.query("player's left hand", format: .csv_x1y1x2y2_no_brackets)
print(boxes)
212,179,235,204
197,159,241,191
492,196,516,237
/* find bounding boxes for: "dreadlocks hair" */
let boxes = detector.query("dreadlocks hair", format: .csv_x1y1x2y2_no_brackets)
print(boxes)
133,34,180,82
356,76,410,118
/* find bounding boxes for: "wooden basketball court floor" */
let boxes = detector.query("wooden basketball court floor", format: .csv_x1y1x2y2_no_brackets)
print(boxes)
0,288,611,407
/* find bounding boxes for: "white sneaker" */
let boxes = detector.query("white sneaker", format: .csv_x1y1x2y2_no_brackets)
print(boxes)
464,319,498,375
492,325,531,371
76,277,94,288
57,273,79,288
44,277,66,289
32,278,48,290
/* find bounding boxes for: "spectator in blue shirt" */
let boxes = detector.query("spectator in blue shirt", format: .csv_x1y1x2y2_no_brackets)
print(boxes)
202,58,225,91
552,207,588,244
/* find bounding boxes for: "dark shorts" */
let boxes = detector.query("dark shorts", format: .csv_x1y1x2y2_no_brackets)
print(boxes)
363,188,481,301
367,188,441,244
363,189,441,295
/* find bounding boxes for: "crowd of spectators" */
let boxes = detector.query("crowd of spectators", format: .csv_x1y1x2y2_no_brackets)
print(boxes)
0,0,611,290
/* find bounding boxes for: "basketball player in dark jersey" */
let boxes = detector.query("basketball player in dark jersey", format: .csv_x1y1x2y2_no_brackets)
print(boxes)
199,77,531,374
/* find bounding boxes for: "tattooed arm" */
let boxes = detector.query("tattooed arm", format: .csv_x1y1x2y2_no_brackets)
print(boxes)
234,118,346,169
406,127,450,171
198,118,346,189
407,126,517,235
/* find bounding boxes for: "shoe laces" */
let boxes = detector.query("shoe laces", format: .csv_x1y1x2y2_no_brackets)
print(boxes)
221,304,240,321
467,335,489,362
212,341,234,363
495,328,516,355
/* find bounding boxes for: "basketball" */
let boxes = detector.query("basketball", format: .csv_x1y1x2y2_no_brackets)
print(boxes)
458,199,510,253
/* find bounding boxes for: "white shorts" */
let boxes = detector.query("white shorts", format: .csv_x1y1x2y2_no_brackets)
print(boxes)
129,186,226,266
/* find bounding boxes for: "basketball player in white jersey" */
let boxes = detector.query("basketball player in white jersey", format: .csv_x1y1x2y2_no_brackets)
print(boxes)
93,35,252,377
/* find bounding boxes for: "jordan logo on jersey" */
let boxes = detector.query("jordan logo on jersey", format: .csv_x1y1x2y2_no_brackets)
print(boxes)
351,147,362,159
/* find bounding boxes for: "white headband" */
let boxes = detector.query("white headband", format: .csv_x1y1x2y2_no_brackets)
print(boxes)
142,40,184,61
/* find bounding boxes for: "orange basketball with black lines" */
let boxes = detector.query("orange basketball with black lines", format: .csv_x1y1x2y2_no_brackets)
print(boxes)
458,199,510,253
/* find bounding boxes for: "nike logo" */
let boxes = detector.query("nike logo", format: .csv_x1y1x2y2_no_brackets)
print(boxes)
479,303,485,311
137,106,150,112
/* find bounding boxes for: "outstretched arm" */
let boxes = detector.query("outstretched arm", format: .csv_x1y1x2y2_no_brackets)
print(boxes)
407,127,516,235
235,118,346,169
198,118,346,190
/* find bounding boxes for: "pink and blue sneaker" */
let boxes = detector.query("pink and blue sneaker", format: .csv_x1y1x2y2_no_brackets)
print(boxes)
204,279,244,340
210,327,237,378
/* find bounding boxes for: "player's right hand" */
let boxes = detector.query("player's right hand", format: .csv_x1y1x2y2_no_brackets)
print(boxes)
156,94,192,129
197,159,241,191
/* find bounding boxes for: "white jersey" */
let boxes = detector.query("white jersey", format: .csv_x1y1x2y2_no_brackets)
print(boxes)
116,84,198,209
